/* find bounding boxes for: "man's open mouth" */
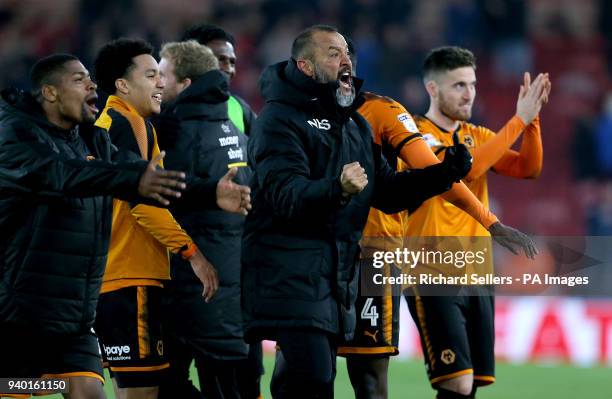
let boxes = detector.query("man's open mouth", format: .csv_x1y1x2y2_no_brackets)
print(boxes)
85,96,98,114
339,71,352,90
152,93,162,104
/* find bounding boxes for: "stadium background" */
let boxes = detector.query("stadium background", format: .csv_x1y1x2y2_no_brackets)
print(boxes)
1,0,611,397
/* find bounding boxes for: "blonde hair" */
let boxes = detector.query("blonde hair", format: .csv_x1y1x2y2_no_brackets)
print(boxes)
159,40,219,81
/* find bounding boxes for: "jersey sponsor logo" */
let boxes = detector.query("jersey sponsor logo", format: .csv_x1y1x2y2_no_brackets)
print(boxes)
307,118,331,130
228,147,244,161
422,133,442,148
441,349,456,365
221,123,231,133
103,345,132,361
397,113,419,133
219,136,239,147
364,330,380,343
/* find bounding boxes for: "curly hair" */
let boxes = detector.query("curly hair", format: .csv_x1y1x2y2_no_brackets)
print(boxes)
94,38,153,95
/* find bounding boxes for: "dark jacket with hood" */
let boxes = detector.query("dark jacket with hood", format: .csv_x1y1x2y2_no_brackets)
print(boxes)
0,89,148,336
241,60,464,342
161,70,251,359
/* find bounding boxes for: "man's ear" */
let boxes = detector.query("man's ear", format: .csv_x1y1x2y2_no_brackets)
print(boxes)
296,58,314,78
41,85,58,103
178,77,191,93
425,79,437,99
115,78,129,95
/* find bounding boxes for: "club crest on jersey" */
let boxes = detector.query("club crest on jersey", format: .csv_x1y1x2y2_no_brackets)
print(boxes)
441,349,456,365
463,135,475,147
397,113,419,133
422,133,442,148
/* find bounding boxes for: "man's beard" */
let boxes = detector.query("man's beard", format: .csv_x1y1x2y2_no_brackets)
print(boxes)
81,104,96,124
313,64,355,108
439,93,471,121
335,86,355,108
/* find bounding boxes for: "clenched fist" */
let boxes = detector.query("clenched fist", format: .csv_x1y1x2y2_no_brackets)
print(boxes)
340,161,368,197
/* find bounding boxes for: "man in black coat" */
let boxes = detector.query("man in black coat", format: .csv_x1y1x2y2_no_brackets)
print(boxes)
156,40,252,399
241,25,473,398
0,54,187,398
181,24,256,136
179,25,265,399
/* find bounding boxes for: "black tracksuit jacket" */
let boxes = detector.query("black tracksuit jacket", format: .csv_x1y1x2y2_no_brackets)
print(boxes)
0,89,147,336
161,70,251,359
241,60,461,342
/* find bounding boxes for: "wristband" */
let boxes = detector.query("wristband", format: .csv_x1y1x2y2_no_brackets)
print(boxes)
179,242,198,260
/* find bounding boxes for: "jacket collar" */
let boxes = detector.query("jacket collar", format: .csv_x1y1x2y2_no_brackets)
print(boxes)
165,70,231,120
104,95,142,118
260,59,365,122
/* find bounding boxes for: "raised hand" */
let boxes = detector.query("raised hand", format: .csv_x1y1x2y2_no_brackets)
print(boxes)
217,167,251,215
340,161,368,196
138,151,186,206
489,221,538,259
516,72,550,125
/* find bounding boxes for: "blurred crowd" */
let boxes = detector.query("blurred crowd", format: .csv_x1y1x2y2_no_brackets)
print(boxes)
1,0,612,235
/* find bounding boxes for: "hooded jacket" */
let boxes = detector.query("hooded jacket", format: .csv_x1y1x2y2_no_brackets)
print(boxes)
0,89,147,335
241,60,461,341
161,70,251,359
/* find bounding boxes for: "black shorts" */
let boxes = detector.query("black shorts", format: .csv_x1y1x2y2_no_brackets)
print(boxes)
338,261,402,357
95,285,168,388
405,286,495,387
0,324,104,386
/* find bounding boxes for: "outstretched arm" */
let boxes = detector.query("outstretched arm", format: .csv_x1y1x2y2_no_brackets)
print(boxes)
371,133,472,214
399,135,537,258
0,124,184,205
400,138,498,228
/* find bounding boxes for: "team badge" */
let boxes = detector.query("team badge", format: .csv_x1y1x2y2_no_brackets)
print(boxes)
463,135,474,147
441,349,456,365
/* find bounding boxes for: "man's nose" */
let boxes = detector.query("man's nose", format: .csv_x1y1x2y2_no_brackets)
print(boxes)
341,53,352,70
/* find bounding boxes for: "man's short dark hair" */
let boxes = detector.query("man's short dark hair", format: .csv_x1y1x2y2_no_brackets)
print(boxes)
30,53,79,95
291,24,338,61
423,46,476,81
94,38,154,95
181,24,235,46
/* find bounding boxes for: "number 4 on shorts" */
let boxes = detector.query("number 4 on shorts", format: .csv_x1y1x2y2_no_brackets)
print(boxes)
360,297,379,327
